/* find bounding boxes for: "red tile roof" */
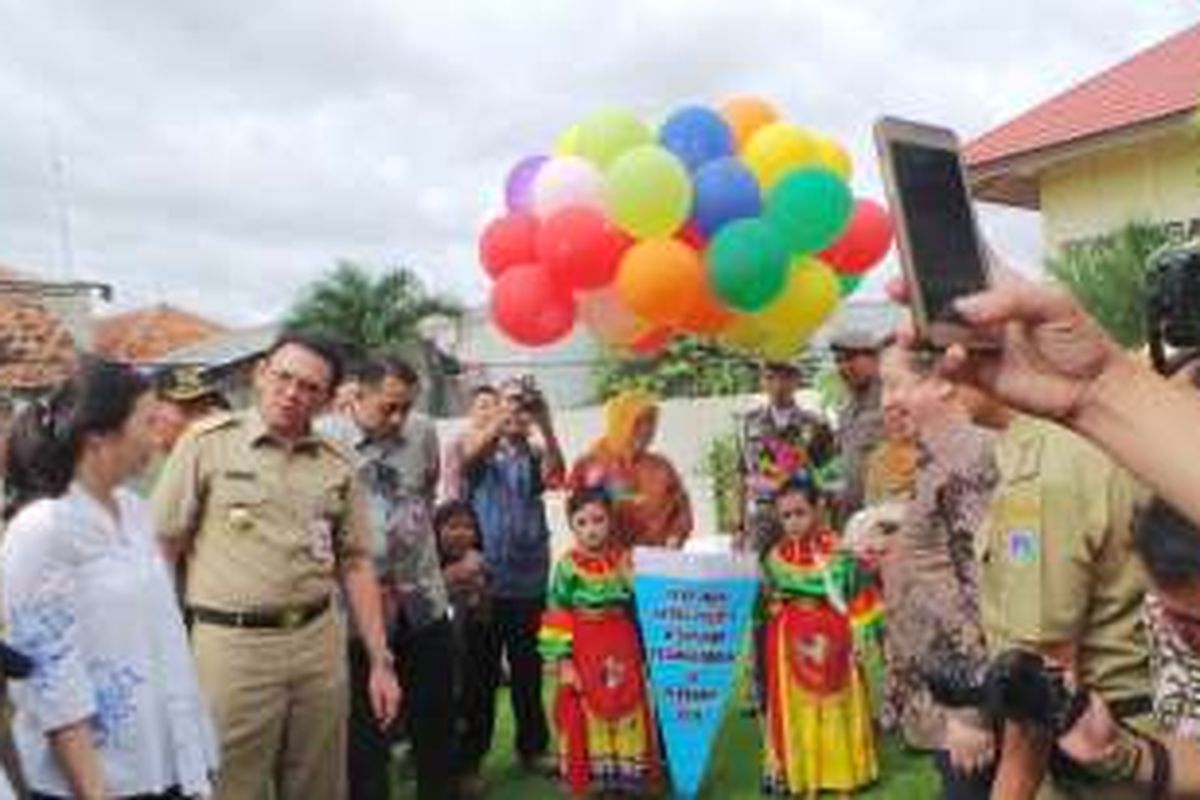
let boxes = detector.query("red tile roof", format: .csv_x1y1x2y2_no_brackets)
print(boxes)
966,22,1200,169
94,304,227,363
0,263,79,390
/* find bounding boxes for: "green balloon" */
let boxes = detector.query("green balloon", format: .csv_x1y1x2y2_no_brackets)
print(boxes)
838,273,863,297
706,218,790,312
605,145,693,239
577,109,653,169
765,168,853,254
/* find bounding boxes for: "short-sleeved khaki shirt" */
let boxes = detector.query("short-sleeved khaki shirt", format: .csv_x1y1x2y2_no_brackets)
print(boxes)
152,409,371,610
978,415,1149,703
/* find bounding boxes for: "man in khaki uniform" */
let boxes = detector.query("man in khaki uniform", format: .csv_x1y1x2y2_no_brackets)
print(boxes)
976,413,1150,799
830,328,884,520
153,332,400,800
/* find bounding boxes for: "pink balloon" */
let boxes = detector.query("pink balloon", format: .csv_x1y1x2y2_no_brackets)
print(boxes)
536,206,632,291
479,212,538,280
490,263,577,347
577,287,645,345
532,156,606,218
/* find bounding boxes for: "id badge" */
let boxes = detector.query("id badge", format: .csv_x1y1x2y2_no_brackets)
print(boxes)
310,517,335,563
1001,484,1042,568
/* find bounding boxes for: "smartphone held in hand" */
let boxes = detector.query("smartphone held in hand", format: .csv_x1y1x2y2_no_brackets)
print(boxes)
874,116,997,351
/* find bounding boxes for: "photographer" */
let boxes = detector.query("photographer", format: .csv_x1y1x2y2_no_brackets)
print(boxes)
456,377,564,778
886,263,1200,530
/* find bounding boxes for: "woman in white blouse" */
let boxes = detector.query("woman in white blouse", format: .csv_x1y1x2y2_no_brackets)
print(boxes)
1,360,218,800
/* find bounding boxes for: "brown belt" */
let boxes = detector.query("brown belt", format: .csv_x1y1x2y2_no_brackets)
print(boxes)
188,596,331,630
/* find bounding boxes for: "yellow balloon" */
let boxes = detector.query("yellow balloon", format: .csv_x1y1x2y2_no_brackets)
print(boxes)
742,122,822,190
555,124,581,156
751,258,841,354
717,313,769,352
814,136,853,182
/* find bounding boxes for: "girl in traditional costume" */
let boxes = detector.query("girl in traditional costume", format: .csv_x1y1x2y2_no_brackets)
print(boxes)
539,487,661,797
761,477,881,798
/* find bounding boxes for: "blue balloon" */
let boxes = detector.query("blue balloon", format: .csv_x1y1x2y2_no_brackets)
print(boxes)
659,106,735,172
691,157,762,237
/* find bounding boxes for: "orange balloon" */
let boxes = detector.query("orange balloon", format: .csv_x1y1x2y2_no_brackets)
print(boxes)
615,239,706,327
720,97,780,152
677,280,734,335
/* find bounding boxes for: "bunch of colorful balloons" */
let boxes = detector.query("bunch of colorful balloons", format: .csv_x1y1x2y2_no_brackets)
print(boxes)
479,97,894,359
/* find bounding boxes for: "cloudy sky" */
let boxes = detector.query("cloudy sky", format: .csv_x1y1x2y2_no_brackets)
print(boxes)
0,1,1195,325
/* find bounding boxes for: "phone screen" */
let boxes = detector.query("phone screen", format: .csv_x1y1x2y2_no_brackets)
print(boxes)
891,141,988,322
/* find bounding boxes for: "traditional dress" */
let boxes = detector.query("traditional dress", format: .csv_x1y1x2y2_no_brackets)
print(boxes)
568,391,692,549
761,530,881,796
539,548,661,796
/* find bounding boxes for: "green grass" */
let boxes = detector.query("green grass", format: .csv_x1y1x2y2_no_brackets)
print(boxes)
394,691,939,799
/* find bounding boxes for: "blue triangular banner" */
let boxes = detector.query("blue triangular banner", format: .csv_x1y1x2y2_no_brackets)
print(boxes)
633,548,759,798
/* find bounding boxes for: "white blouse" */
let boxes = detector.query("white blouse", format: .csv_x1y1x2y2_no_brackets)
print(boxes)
0,484,218,797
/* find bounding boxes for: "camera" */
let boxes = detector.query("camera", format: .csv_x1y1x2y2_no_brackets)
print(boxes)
922,648,1089,734
512,375,546,414
1147,241,1200,375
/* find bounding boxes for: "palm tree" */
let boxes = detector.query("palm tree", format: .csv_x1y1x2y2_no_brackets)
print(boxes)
285,261,461,356
1046,221,1170,349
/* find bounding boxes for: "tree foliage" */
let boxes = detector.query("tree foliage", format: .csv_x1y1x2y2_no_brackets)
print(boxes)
592,336,762,400
1046,222,1171,349
285,261,460,355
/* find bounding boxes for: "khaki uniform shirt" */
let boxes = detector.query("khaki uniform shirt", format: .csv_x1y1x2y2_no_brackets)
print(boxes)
152,409,371,611
978,416,1149,704
836,379,884,517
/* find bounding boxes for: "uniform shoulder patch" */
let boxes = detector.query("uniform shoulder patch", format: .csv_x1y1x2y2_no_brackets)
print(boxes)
184,411,241,441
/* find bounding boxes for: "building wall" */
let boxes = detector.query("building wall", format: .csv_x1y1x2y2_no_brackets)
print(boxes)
424,311,603,413
436,390,827,555
1040,124,1200,252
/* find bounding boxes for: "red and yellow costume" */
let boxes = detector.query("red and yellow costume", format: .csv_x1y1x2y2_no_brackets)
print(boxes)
539,548,661,796
761,530,881,795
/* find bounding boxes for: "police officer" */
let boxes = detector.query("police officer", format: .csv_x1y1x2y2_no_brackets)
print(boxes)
969,397,1150,799
830,328,885,520
153,331,401,800
735,359,834,553
137,365,230,496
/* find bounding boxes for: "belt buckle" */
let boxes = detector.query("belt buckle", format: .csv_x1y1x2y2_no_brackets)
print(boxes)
281,608,304,629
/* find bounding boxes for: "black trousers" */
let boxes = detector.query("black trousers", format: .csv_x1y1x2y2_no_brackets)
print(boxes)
348,616,456,800
933,750,995,800
458,595,549,771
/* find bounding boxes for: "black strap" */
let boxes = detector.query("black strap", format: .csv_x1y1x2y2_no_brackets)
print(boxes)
1145,734,1171,800
188,596,330,630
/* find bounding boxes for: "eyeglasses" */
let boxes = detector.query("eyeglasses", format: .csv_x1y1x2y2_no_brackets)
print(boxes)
264,366,327,399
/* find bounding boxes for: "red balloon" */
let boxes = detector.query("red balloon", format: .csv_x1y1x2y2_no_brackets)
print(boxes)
820,199,893,275
536,206,631,291
628,326,674,356
480,212,538,280
490,263,577,346
677,223,709,251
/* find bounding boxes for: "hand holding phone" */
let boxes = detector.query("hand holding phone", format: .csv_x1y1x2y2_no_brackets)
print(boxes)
874,117,996,350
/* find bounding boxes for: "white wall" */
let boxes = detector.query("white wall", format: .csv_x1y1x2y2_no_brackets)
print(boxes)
437,390,825,555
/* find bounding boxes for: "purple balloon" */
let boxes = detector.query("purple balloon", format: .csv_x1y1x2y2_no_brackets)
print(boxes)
505,155,548,212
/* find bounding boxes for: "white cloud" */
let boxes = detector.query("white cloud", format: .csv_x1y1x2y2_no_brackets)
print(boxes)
0,0,1194,323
